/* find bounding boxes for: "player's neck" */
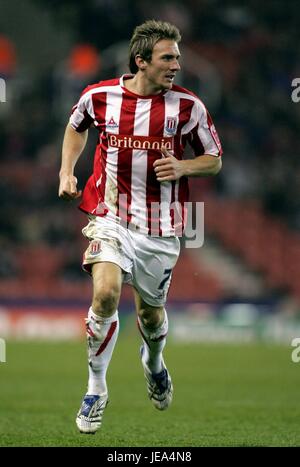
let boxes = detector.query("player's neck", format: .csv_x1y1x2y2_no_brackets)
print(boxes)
124,74,163,96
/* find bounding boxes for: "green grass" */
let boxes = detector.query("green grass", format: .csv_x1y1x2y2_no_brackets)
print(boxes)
0,336,299,447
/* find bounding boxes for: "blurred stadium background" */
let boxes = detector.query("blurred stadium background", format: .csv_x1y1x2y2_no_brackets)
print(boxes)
1,0,300,341
1,0,300,447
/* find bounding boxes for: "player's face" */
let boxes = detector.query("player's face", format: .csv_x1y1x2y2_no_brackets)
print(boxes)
144,40,181,92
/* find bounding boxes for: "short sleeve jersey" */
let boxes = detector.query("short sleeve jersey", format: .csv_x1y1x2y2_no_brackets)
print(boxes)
70,74,222,236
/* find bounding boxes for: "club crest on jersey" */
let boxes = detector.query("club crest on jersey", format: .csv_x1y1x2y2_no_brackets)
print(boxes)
165,116,178,136
89,240,102,256
106,116,119,129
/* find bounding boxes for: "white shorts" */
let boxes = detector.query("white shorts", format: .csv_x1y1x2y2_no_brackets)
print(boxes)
82,215,180,307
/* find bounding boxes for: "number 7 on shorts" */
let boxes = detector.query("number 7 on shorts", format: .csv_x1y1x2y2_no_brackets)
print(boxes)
158,268,172,290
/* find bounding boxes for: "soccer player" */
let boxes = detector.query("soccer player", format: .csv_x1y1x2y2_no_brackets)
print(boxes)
58,20,222,434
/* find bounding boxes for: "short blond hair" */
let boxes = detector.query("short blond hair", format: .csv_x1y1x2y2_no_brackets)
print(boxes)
129,20,181,73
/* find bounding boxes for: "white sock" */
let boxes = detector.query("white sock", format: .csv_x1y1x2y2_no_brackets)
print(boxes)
137,309,168,374
85,307,119,397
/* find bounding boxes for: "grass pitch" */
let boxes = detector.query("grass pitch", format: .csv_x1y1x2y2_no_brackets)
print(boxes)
0,335,299,447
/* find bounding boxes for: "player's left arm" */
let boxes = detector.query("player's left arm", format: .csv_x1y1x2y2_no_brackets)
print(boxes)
154,147,222,182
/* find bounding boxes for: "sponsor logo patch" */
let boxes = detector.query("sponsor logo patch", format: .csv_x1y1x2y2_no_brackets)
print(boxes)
107,133,174,151
107,116,119,129
209,123,222,151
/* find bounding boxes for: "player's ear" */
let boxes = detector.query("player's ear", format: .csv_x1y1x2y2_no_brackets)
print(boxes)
135,54,147,71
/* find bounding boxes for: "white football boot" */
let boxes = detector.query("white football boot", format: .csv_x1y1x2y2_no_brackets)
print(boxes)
76,394,108,434
140,345,173,410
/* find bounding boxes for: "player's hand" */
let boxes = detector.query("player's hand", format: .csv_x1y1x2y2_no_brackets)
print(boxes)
153,146,185,182
58,173,82,200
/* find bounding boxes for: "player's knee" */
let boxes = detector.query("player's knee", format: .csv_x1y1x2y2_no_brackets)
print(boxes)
92,285,120,317
138,306,164,329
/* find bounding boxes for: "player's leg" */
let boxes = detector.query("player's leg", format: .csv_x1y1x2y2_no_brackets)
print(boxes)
131,234,180,410
132,234,180,375
76,215,131,433
134,292,173,410
76,262,122,434
87,262,122,396
134,292,167,374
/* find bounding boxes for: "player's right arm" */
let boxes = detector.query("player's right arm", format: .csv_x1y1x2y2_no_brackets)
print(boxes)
58,123,88,200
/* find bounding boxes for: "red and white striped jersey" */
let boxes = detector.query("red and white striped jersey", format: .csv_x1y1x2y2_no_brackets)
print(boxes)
69,74,222,236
